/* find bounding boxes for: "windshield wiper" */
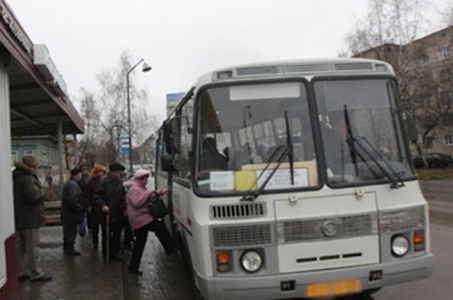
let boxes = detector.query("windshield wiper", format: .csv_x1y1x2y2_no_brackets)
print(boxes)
240,111,294,201
285,111,295,185
344,105,403,189
360,137,405,188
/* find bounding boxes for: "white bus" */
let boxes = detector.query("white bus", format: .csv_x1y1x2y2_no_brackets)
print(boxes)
155,59,434,300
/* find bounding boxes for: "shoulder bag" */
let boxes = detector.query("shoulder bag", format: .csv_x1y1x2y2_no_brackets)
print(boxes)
148,195,169,219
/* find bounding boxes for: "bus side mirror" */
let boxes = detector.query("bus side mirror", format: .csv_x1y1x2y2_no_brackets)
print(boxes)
161,154,176,172
163,119,174,154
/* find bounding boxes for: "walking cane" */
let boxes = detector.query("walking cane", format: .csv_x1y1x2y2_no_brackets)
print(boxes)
106,213,110,261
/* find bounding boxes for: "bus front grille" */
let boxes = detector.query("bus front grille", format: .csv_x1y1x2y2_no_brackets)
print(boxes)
210,202,266,219
279,213,378,243
212,223,276,247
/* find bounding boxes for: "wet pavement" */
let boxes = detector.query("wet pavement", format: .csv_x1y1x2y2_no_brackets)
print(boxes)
19,179,453,300
19,226,196,300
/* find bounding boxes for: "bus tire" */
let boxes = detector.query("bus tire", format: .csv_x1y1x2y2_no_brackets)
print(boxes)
351,288,381,299
177,228,190,268
364,287,381,295
179,230,204,300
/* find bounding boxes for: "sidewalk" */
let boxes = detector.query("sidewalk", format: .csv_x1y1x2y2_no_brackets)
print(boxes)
19,226,125,300
18,225,196,300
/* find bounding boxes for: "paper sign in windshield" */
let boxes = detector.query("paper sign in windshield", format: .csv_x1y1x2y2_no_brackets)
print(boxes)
256,168,308,190
209,169,308,191
210,171,235,191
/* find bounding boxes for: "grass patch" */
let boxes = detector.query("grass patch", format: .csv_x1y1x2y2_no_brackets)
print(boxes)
416,167,453,180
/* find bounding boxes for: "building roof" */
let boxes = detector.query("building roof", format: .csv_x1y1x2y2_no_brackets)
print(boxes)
1,1,84,137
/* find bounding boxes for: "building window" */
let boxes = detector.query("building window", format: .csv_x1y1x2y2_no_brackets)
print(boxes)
440,69,451,82
419,93,431,109
441,91,451,106
437,47,451,61
443,113,453,125
24,149,35,156
445,135,453,146
417,55,429,66
11,150,18,164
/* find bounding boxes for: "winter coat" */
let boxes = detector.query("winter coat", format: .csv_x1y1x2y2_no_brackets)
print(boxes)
123,178,156,230
93,173,126,224
12,162,46,229
61,177,84,224
84,175,103,222
79,174,90,199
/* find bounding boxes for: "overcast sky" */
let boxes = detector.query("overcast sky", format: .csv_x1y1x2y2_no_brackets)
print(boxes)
6,0,450,121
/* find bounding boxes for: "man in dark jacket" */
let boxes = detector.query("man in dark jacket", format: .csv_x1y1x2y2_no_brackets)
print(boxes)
79,165,91,230
61,167,84,256
13,155,52,282
93,162,126,260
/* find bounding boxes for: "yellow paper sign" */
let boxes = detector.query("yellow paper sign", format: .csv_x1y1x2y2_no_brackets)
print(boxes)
235,171,256,191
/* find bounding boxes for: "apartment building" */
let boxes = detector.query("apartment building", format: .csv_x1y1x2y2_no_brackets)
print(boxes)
354,25,453,155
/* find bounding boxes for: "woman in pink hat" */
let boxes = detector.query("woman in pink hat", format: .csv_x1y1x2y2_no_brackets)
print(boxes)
123,169,177,275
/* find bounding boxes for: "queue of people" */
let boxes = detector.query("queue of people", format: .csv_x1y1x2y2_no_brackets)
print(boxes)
12,156,175,283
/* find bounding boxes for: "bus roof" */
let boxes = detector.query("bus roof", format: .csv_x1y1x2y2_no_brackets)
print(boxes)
195,58,394,86
164,58,395,120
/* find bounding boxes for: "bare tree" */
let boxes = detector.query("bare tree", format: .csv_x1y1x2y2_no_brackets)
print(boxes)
342,0,453,155
77,50,159,167
77,89,101,165
440,1,453,26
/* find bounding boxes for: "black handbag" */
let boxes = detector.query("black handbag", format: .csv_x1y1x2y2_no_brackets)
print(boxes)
148,195,169,219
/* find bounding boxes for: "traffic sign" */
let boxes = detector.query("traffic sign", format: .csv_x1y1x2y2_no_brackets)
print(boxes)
120,134,130,153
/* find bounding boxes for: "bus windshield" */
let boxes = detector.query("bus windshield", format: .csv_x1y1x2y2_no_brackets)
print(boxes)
193,78,415,195
195,81,318,194
315,78,415,186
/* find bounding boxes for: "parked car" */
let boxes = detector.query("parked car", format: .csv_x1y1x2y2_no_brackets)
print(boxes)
413,153,453,168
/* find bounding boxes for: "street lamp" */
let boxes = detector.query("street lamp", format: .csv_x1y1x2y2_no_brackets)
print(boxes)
126,58,151,175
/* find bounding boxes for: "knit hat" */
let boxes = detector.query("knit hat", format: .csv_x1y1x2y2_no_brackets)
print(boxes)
109,162,125,172
22,155,38,168
133,169,150,179
71,167,82,176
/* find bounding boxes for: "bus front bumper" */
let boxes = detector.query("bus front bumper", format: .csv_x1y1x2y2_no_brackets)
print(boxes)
195,252,434,300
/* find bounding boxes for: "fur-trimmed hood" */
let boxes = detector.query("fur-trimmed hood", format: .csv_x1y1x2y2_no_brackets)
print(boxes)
13,161,36,180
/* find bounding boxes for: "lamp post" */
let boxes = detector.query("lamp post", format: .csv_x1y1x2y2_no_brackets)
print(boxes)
126,58,151,176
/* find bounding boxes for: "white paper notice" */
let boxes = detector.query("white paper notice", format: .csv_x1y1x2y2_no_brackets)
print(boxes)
210,171,235,191
256,168,308,190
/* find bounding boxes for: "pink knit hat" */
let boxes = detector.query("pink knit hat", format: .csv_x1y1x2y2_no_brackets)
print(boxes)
133,169,150,179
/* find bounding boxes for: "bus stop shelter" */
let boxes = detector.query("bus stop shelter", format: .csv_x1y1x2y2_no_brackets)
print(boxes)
0,1,84,299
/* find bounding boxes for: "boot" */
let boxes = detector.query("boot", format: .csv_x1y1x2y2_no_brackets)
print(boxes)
64,242,80,256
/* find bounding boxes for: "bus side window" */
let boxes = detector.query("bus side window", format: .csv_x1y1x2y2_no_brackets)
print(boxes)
176,98,193,179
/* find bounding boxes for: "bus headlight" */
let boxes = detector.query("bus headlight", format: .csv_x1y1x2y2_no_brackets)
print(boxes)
392,235,410,257
240,250,263,273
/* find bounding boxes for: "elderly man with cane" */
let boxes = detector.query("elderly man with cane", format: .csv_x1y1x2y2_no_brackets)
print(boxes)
93,162,126,261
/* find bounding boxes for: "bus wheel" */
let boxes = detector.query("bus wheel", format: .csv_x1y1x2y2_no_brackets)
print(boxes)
364,287,381,295
358,288,381,299
176,229,190,268
184,243,204,299
176,229,204,299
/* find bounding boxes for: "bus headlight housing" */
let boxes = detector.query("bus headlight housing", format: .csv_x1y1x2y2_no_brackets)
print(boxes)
240,250,263,273
392,235,410,257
